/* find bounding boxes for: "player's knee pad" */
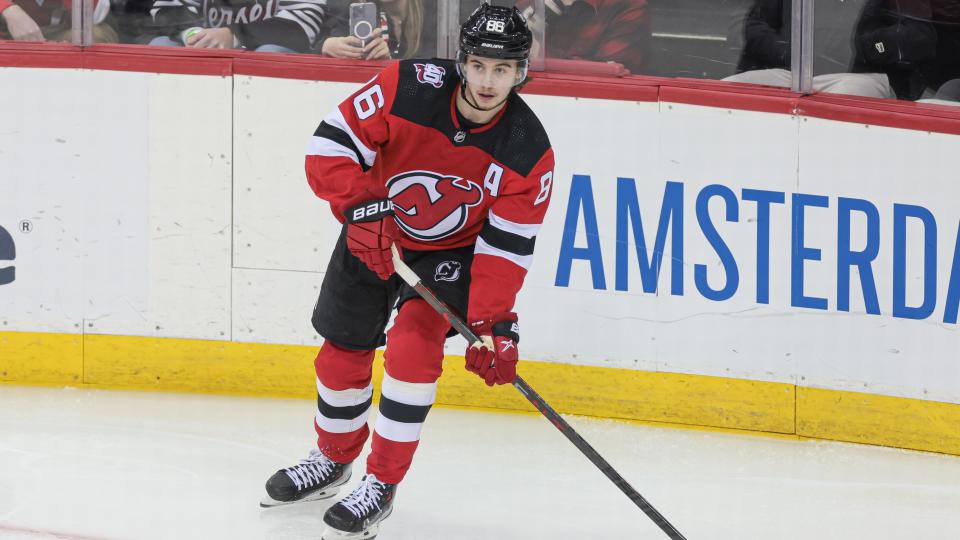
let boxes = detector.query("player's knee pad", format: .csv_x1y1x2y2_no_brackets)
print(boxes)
384,300,450,383
315,340,376,390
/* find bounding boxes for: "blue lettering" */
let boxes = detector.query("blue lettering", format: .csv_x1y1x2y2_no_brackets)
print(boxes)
555,175,606,289
791,194,829,310
615,179,684,294
695,185,739,301
944,222,960,324
837,198,881,314
893,203,937,320
742,189,785,304
554,177,960,326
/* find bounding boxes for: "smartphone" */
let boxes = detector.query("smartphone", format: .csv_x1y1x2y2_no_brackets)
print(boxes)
349,2,378,45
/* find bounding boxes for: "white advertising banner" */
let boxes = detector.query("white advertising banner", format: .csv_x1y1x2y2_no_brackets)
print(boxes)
1,67,957,405
0,68,232,341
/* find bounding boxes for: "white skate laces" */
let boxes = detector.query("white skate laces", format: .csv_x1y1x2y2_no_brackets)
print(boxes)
341,475,386,518
285,449,337,490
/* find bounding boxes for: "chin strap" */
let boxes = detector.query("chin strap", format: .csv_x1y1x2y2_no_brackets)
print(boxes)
460,82,509,113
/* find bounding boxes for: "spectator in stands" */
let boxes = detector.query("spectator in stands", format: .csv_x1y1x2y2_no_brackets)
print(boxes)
725,0,936,100
147,0,325,53
930,79,960,100
317,0,434,60
517,0,649,74
0,0,116,42
917,0,960,102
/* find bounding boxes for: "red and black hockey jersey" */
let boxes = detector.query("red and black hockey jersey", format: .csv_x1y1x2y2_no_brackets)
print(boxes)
306,59,555,321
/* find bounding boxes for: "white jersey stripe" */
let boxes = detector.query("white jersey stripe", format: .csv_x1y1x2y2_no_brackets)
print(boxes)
373,415,424,443
488,211,541,239
316,379,373,408
324,107,377,168
475,236,534,270
381,372,437,407
307,135,361,164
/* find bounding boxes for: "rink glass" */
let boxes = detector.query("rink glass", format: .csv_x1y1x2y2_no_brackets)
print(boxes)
28,0,945,103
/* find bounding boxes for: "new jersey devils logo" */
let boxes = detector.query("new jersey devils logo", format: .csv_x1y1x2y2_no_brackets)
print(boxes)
388,171,483,241
434,260,462,282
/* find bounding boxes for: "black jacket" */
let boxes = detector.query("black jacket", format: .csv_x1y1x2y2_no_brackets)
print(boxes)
736,0,936,98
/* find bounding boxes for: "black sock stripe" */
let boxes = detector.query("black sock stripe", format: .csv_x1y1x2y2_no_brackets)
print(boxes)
317,394,373,420
313,121,371,172
378,396,433,424
479,220,536,256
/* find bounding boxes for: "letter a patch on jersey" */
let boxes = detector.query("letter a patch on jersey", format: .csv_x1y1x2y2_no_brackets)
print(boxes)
414,63,446,89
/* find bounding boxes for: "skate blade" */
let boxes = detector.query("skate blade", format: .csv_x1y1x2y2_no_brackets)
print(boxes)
320,523,379,540
260,488,339,508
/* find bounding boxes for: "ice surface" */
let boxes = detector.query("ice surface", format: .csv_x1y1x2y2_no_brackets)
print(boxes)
0,386,958,539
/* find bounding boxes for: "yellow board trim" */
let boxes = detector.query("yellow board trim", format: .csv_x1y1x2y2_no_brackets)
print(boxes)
1,331,957,456
0,331,83,384
798,387,960,455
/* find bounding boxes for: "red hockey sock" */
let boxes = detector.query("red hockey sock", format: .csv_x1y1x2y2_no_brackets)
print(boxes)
366,300,449,483
313,342,376,464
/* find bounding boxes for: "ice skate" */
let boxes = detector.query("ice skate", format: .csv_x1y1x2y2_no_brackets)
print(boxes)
261,448,352,507
321,474,397,539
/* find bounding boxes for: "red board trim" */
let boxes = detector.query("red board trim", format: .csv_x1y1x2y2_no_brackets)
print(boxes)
798,94,960,135
3,44,960,134
660,85,800,115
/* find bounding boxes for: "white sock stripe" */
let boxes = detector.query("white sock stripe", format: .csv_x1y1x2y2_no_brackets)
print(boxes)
315,410,371,434
373,415,424,443
488,210,541,238
381,372,437,407
316,379,373,408
475,236,534,270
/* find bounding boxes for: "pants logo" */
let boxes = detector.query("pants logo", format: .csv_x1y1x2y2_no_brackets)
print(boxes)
434,260,462,282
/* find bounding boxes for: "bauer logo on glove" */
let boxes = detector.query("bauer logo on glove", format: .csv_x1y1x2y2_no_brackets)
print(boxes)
349,200,394,223
344,198,401,280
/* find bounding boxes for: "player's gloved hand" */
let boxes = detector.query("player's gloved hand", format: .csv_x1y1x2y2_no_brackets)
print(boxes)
465,312,520,386
344,199,400,280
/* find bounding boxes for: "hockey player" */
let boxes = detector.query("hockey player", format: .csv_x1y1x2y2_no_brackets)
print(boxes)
261,3,555,538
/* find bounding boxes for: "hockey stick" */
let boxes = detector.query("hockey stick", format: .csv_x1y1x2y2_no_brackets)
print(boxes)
389,245,687,540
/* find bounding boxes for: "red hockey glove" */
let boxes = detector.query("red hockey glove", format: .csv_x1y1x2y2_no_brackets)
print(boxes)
464,312,520,386
344,199,400,280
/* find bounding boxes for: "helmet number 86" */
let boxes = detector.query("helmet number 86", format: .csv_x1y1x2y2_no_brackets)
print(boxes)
486,20,506,33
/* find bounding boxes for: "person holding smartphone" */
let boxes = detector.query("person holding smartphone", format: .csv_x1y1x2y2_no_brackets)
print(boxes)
317,0,434,60
261,4,554,539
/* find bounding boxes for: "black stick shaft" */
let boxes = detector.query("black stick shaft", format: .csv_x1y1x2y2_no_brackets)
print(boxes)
391,248,686,540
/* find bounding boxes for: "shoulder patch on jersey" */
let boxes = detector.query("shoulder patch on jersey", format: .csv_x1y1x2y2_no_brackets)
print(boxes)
392,58,457,123
413,62,447,89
